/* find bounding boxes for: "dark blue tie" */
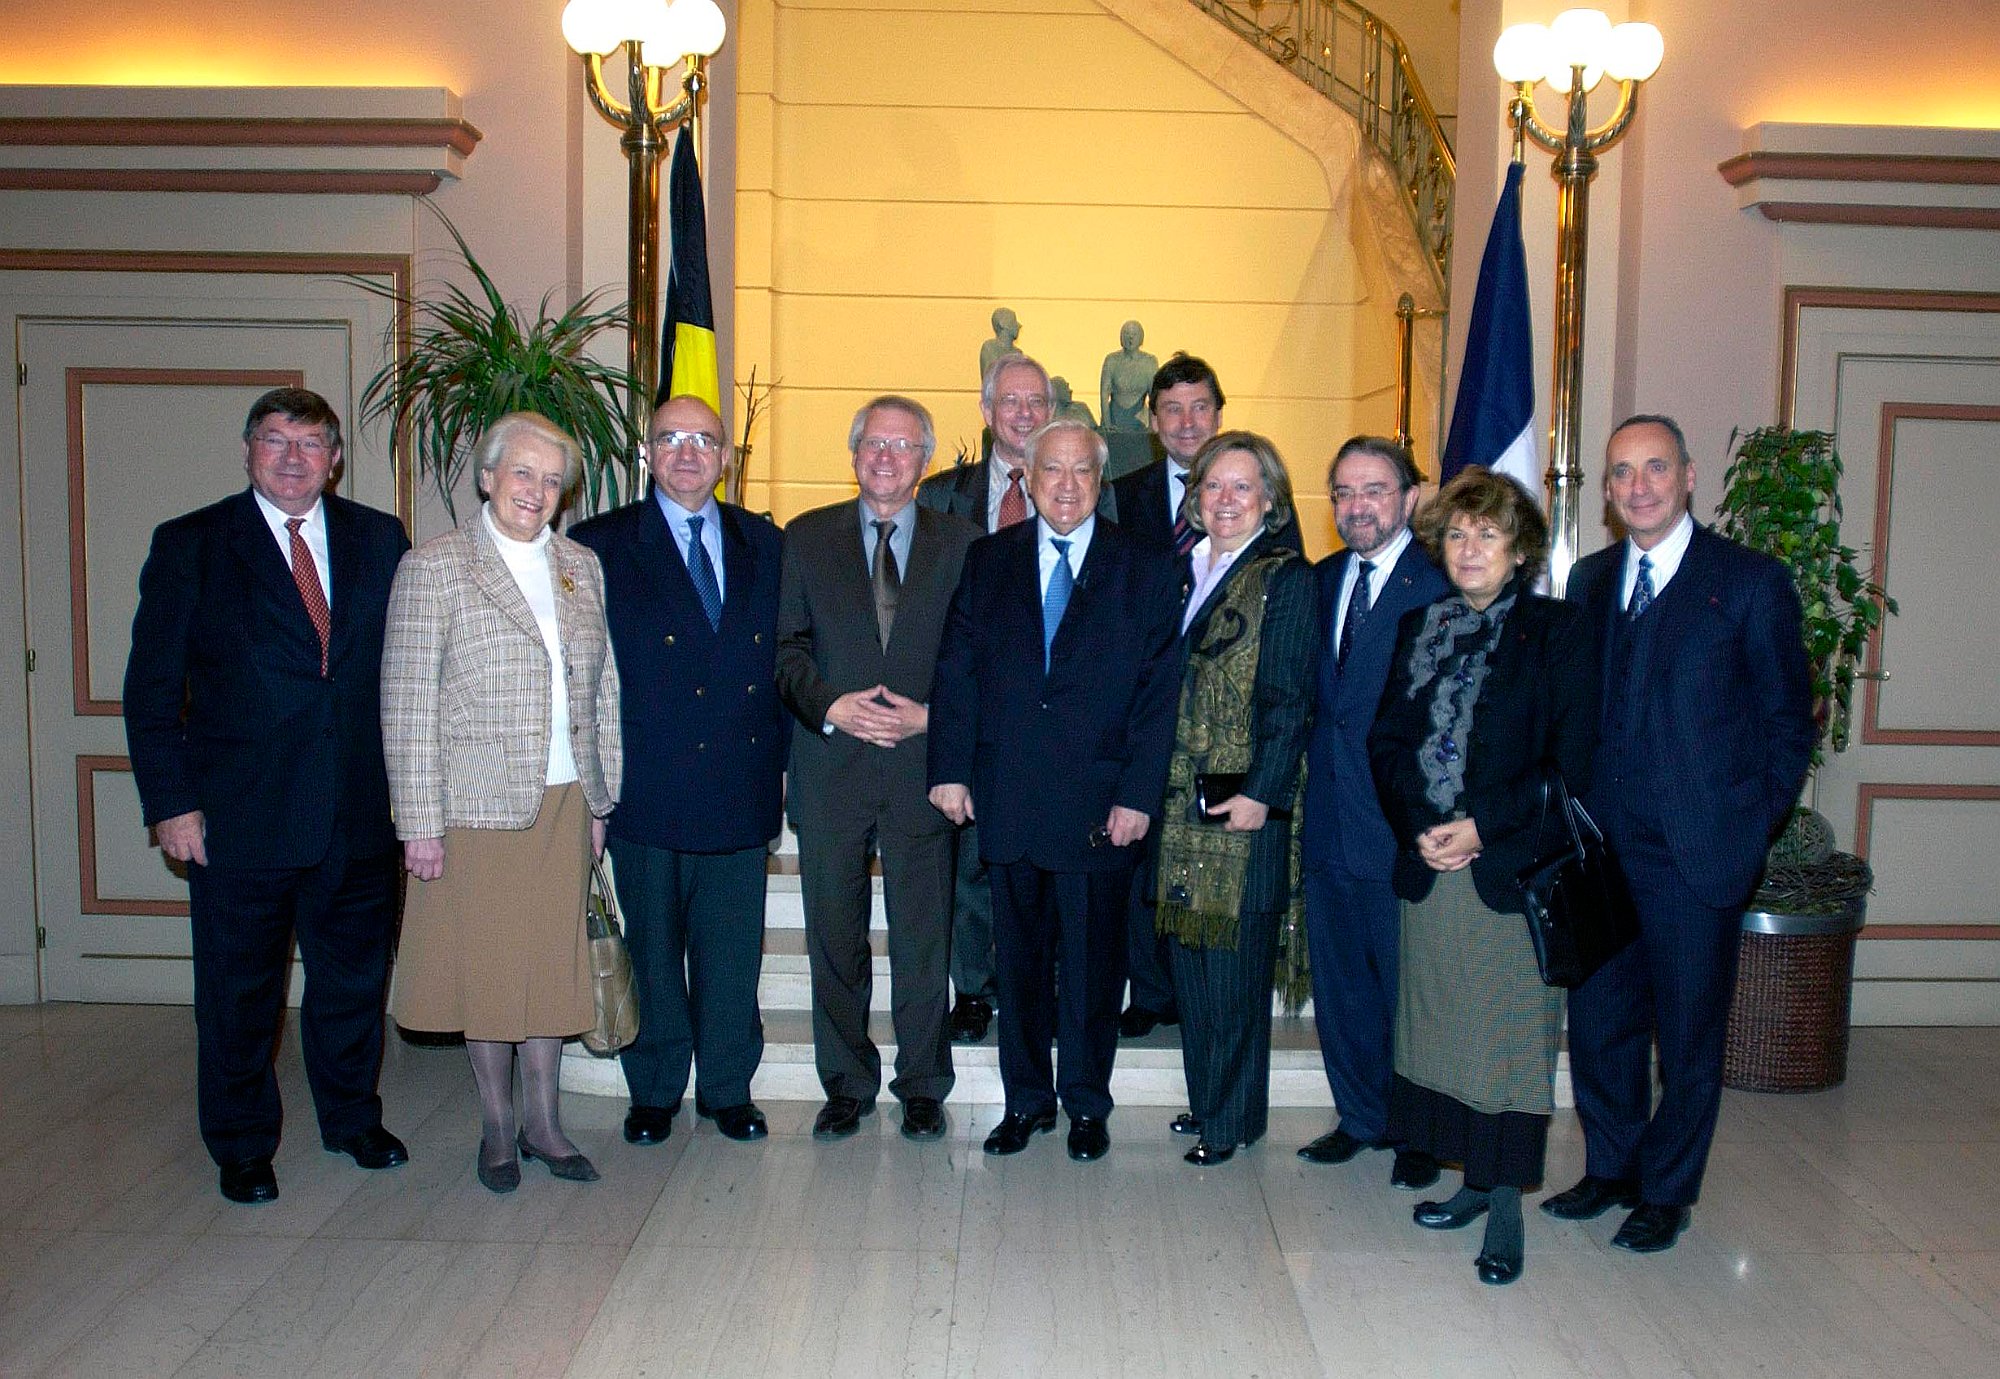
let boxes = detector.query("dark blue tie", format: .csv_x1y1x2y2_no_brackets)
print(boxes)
1337,558,1375,671
1629,553,1654,620
1043,538,1074,669
686,514,722,630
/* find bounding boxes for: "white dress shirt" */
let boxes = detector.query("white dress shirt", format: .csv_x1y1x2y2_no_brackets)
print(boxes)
1621,512,1695,609
251,490,332,607
1332,525,1414,652
1037,514,1095,599
484,504,577,786
986,453,1034,532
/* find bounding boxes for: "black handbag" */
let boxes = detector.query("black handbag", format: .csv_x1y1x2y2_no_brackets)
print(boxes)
1515,768,1639,988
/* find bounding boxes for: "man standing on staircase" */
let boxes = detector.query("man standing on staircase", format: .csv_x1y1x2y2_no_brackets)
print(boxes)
777,397,978,1143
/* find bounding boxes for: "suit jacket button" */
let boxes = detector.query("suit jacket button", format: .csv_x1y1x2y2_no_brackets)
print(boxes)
696,742,706,751
664,634,675,646
749,734,757,744
746,684,756,695
695,687,705,697
754,633,763,644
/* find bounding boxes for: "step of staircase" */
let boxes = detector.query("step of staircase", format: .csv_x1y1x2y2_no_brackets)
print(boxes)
567,826,1576,1107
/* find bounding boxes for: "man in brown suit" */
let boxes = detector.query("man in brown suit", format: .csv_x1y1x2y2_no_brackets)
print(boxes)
777,396,979,1141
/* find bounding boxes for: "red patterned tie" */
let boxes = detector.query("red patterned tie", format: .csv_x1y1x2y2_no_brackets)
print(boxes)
997,467,1028,529
286,517,331,676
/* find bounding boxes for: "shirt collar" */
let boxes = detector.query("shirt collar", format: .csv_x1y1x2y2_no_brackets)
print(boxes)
1038,512,1095,560
251,489,324,534
655,487,721,537
1627,511,1695,582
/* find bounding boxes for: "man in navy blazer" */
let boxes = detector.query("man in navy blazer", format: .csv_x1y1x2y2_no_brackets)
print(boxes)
915,352,1054,1046
1550,414,1813,1254
1296,436,1449,1188
929,418,1182,1163
124,387,411,1205
570,394,789,1147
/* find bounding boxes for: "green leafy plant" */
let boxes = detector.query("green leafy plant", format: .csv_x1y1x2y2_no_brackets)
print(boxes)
346,207,640,520
1715,426,1898,770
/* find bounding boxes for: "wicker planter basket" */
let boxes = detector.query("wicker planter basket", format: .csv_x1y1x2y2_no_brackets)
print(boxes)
1722,897,1866,1093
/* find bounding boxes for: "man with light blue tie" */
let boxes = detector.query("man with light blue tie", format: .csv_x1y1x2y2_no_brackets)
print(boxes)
928,419,1183,1163
571,394,789,1148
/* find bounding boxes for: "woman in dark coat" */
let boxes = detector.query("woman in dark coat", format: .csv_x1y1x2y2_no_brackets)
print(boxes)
1155,431,1316,1166
1367,466,1598,1283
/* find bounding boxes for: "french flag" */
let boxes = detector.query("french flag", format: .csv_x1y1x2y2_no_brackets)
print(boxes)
1441,160,1540,499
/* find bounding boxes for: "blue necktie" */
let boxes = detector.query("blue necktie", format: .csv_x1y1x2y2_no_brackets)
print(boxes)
1337,558,1375,671
1043,538,1074,669
686,514,722,630
1629,553,1654,620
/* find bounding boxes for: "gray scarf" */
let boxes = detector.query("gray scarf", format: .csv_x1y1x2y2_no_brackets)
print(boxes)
1401,584,1519,816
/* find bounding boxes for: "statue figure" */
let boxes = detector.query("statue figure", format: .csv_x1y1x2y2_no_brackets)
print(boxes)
979,307,1022,386
1099,320,1157,433
1051,376,1096,427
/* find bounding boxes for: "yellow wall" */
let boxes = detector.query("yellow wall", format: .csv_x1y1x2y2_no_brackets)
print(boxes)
737,0,1410,554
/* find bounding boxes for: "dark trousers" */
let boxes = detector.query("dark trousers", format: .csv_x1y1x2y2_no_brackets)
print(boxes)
187,833,398,1167
1123,834,1177,1017
608,837,767,1111
1302,862,1402,1143
989,861,1130,1121
948,820,996,1001
1168,907,1281,1147
798,814,954,1103
1567,806,1742,1207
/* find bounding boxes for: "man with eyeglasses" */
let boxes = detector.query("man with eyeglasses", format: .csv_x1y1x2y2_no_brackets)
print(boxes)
1295,435,1448,1188
776,397,979,1143
916,351,1057,1046
125,387,411,1205
571,394,788,1147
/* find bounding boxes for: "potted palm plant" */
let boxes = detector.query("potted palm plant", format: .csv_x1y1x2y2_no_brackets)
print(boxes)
1714,425,1897,1091
347,208,641,521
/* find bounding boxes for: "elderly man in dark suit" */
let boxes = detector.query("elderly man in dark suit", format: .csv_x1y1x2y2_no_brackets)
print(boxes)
929,418,1183,1163
1104,352,1301,1042
1550,414,1813,1253
124,386,411,1205
778,396,978,1143
570,394,788,1147
915,351,1054,1046
1297,436,1448,1189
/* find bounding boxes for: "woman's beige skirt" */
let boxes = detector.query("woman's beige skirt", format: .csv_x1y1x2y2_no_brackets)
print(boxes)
393,782,594,1042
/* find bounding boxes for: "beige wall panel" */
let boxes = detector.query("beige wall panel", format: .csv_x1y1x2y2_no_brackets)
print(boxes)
772,11,1239,113
768,200,1359,304
736,194,776,290
1876,413,2000,735
733,287,777,381
771,108,1325,209
737,95,777,192
87,771,182,907
785,0,1100,11
1866,798,2000,929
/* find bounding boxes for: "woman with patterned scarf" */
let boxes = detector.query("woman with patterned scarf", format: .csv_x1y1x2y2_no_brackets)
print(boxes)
1367,467,1598,1285
1154,432,1316,1167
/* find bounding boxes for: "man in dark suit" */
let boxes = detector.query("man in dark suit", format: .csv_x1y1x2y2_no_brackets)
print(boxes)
1550,414,1813,1253
124,387,411,1205
929,418,1183,1163
1296,436,1449,1187
777,396,978,1143
1105,352,1300,1041
915,352,1054,1046
571,393,788,1147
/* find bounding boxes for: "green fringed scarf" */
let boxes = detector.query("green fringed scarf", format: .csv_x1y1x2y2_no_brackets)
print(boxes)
1155,550,1288,950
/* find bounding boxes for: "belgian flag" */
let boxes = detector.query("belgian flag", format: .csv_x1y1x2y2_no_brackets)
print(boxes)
658,121,720,414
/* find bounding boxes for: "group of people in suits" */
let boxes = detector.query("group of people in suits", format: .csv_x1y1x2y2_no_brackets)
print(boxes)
126,371,1810,1281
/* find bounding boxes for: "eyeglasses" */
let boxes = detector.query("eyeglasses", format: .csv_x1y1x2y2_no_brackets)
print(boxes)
1332,484,1398,504
858,437,921,457
649,430,723,453
251,432,331,460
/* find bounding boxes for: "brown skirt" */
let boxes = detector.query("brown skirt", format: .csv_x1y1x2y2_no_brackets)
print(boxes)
392,782,594,1042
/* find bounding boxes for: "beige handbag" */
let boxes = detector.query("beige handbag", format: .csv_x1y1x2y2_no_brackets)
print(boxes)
581,856,640,1055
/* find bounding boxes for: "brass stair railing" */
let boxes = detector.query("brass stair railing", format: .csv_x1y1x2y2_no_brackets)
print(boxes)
1190,0,1455,294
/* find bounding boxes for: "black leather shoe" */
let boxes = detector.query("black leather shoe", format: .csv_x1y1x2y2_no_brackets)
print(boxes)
1540,1174,1642,1221
709,1103,769,1142
1612,1203,1690,1254
901,1097,947,1141
1414,1195,1491,1230
1184,1140,1234,1166
218,1157,278,1205
324,1125,409,1170
949,995,993,1043
517,1132,600,1182
1390,1147,1441,1191
476,1150,520,1195
1297,1128,1375,1164
1169,1111,1202,1136
1066,1116,1110,1162
983,1110,1058,1155
812,1095,872,1140
1476,1250,1524,1285
623,1105,675,1146
1117,1004,1178,1038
